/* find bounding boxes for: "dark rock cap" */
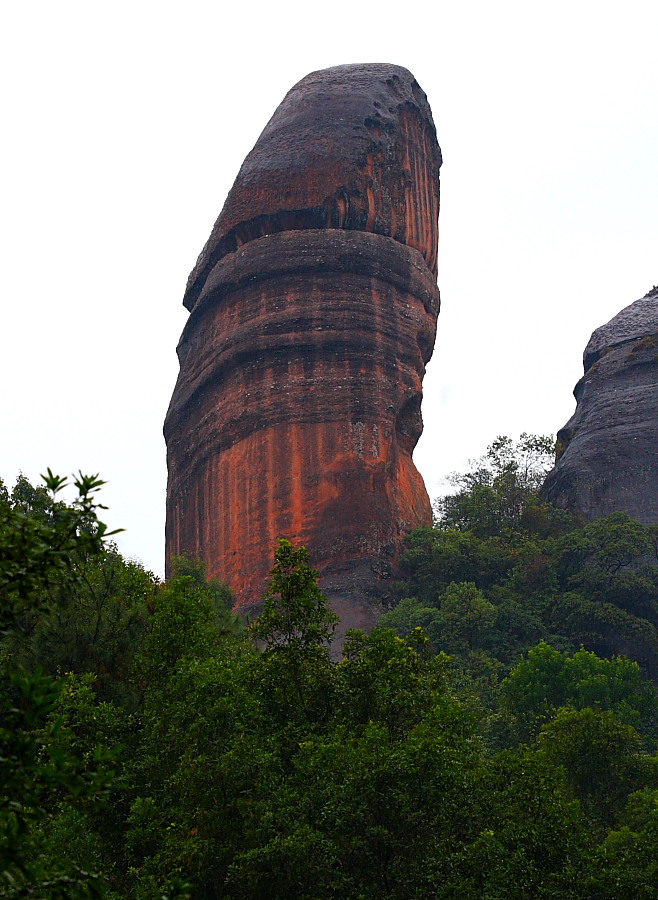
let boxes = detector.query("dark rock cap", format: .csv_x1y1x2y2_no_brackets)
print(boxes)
183,63,442,311
584,284,658,371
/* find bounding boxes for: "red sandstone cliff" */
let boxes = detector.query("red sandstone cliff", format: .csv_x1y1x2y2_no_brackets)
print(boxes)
165,63,441,639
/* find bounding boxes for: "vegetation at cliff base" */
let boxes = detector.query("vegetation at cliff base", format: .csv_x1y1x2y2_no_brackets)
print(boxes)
3,442,658,898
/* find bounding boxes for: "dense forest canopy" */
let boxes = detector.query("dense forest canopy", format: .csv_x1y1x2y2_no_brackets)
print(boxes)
3,439,658,898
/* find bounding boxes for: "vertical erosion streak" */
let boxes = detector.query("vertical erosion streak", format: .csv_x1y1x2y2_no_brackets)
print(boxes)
290,420,304,542
366,151,377,233
402,107,437,276
424,123,439,274
411,117,422,254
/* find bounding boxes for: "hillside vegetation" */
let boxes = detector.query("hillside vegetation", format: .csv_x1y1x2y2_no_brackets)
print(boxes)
3,440,658,899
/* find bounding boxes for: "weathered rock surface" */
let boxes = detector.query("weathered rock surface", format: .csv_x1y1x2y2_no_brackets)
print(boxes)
165,64,441,635
183,63,441,311
543,285,658,523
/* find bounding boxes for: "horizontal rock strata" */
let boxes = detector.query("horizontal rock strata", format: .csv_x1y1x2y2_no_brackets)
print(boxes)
543,286,658,523
165,64,441,635
184,63,441,311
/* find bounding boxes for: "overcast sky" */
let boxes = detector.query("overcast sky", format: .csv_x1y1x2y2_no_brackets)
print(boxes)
2,1,656,576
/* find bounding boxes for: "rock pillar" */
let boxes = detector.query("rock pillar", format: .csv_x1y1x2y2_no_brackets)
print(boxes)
165,63,441,634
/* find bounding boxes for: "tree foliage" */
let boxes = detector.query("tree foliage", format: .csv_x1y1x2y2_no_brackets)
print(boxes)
249,539,338,653
434,433,563,536
390,437,658,681
5,444,658,897
0,472,122,899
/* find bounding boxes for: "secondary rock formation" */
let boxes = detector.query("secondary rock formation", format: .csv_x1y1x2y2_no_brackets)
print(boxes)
543,285,658,523
164,64,441,637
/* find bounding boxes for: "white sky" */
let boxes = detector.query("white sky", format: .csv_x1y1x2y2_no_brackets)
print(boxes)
2,1,656,576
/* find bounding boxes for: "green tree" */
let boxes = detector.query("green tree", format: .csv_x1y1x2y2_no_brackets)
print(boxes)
538,707,654,823
0,473,194,899
553,513,658,626
500,641,658,743
378,596,443,640
249,539,338,653
11,545,156,705
439,581,497,651
434,434,566,537
0,471,119,632
457,746,591,898
336,627,450,737
383,583,496,653
136,556,238,689
398,526,517,598
226,628,481,900
548,592,658,678
0,472,120,898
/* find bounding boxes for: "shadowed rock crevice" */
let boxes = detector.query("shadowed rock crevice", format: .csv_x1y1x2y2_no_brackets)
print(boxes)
165,64,441,635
